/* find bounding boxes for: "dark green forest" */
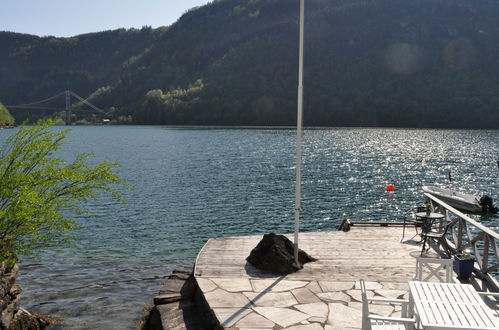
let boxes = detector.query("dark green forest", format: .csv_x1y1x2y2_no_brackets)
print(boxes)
1,0,499,128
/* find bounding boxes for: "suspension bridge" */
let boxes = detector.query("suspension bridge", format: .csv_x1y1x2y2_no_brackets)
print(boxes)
6,90,105,124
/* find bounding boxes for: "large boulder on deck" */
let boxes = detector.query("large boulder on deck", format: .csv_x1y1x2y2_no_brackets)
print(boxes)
246,233,317,274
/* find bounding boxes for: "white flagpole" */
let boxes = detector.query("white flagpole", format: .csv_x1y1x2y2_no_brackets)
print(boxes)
294,0,305,268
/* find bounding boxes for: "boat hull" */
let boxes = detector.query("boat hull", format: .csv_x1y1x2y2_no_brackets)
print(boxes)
423,186,483,212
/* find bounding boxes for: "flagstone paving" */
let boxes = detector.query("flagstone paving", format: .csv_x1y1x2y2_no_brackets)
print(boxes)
195,226,443,329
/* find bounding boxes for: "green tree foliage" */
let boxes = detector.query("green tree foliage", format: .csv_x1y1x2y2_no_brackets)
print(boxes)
0,119,125,267
0,103,14,126
134,79,205,124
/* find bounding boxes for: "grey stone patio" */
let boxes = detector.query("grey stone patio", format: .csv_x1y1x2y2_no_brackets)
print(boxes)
194,226,433,329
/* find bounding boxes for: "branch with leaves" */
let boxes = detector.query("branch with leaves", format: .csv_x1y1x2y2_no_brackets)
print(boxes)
0,119,126,268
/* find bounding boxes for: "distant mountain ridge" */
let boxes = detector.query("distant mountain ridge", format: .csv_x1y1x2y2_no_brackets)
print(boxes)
1,0,499,128
0,28,164,107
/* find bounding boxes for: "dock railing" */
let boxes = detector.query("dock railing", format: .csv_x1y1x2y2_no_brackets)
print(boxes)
424,192,499,291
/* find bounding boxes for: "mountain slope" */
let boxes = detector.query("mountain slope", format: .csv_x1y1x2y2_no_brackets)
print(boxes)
2,0,499,128
0,27,164,107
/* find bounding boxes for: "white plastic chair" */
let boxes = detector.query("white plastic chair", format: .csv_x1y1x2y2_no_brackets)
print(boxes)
413,257,454,283
360,279,416,330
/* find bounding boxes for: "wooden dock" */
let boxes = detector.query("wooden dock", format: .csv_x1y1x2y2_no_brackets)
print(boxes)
194,226,433,329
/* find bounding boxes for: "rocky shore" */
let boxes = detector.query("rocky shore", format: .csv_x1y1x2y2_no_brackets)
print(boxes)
141,268,218,330
3,264,205,330
1,264,51,330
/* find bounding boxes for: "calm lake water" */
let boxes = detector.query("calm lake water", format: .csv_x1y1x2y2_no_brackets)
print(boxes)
1,126,498,329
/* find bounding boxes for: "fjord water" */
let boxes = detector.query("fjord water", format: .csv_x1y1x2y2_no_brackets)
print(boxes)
2,126,498,328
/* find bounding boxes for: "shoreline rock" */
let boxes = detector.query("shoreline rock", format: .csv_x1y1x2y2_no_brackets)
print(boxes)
1,263,52,330
140,268,218,330
9,308,51,330
1,264,21,329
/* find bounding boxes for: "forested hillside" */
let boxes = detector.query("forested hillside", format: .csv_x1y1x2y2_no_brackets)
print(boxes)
1,0,499,128
0,28,164,120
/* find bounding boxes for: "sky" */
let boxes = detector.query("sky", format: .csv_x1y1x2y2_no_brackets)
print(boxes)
0,0,211,37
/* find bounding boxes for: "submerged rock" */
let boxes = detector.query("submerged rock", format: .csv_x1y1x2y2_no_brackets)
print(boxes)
246,233,317,274
10,308,51,330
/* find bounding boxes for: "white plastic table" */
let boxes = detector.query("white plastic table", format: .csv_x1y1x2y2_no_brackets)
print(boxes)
408,281,499,329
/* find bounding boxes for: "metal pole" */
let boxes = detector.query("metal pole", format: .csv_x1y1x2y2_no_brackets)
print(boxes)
294,0,305,268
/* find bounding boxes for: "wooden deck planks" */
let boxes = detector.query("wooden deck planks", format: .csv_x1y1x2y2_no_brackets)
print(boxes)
195,226,425,282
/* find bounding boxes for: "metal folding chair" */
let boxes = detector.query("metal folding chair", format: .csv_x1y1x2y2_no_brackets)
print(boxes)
420,219,454,257
401,207,426,241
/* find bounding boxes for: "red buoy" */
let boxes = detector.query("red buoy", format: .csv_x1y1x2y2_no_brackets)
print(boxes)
386,184,395,192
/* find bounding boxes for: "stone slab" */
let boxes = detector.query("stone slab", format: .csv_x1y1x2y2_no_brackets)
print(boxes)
346,289,373,302
306,281,323,294
309,316,327,323
354,281,382,290
156,301,203,330
251,279,309,292
244,291,298,307
374,289,407,300
253,307,310,328
368,303,394,317
327,303,362,329
284,323,324,330
212,278,253,292
235,311,275,328
213,308,252,328
317,291,351,304
291,287,322,304
294,302,329,319
319,281,355,292
204,289,250,308
380,281,409,291
196,277,218,293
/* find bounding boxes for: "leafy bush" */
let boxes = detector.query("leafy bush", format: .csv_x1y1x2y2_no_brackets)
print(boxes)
0,119,126,268
0,103,14,126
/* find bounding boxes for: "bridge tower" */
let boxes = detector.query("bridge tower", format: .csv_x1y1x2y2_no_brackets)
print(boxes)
65,90,71,124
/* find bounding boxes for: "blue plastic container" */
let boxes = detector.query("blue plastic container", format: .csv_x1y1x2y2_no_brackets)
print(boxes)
453,254,474,279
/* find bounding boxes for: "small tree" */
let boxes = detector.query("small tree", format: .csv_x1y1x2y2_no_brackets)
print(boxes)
0,119,125,267
0,102,15,126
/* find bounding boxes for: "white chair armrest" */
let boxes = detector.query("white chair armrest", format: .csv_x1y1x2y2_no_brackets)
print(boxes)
367,297,410,317
477,292,499,297
367,297,409,304
367,315,416,323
